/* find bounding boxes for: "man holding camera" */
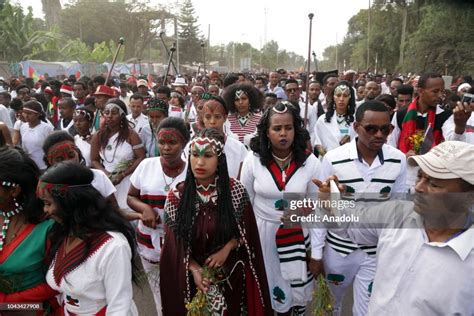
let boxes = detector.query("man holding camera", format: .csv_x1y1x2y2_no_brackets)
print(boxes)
447,86,474,144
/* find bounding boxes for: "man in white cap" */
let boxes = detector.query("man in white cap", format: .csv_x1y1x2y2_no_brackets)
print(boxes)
314,140,474,315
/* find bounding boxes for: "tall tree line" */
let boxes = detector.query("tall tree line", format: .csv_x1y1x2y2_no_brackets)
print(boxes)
319,0,474,75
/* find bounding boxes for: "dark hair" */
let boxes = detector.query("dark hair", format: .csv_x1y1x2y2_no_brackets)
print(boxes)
156,86,171,97
23,100,47,122
325,80,356,125
250,101,310,166
418,72,442,89
41,162,138,281
375,94,396,110
462,75,472,85
73,81,87,91
175,129,239,249
284,78,299,88
390,78,403,85
84,96,95,107
0,91,11,100
397,84,414,96
98,98,131,151
265,92,277,99
157,117,190,145
223,74,239,88
130,94,144,102
15,84,30,94
93,75,106,85
0,146,43,223
40,81,50,91
119,82,128,89
223,83,263,114
10,98,23,112
322,73,338,85
58,97,76,108
356,100,390,122
31,93,48,112
42,131,86,167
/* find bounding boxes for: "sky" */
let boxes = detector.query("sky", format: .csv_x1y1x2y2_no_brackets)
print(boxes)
16,0,370,59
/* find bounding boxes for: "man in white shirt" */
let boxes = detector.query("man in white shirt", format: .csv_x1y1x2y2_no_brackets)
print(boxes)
315,101,406,316
314,140,474,316
126,94,148,133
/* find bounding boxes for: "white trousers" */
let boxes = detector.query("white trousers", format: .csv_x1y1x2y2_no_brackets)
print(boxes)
140,257,162,316
323,245,376,316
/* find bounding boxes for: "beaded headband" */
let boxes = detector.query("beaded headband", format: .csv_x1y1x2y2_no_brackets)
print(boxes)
272,101,291,114
201,92,213,100
1,181,18,188
74,109,93,122
189,137,224,157
334,84,350,96
104,103,125,116
147,99,168,114
235,89,247,99
36,180,91,198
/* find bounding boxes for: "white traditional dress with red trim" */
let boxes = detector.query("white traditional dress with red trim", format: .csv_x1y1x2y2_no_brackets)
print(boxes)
130,157,186,315
46,231,138,316
240,152,322,313
130,157,186,262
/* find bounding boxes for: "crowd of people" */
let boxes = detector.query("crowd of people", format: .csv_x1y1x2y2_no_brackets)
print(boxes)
0,68,472,316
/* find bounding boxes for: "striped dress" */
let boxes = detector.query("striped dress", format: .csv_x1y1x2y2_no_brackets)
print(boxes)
227,112,261,144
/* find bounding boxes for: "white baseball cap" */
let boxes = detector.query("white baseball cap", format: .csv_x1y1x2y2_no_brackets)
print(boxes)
408,141,474,184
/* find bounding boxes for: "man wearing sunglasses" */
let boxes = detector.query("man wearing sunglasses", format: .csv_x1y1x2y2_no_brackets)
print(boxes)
313,100,406,316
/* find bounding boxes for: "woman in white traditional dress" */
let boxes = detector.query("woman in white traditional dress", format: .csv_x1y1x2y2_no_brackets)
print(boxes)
17,100,53,171
197,95,248,179
39,162,139,315
127,117,189,315
314,80,357,155
241,101,323,315
73,106,94,167
91,98,145,220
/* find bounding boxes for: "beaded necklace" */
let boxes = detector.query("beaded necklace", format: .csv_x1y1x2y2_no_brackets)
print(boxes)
0,203,23,251
237,113,251,127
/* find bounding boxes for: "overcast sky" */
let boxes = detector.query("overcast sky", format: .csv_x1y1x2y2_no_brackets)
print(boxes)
16,0,369,59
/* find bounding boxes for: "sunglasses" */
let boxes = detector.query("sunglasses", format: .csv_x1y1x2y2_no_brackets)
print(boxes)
360,124,392,135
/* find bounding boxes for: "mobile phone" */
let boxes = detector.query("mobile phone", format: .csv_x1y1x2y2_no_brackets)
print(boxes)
462,93,474,105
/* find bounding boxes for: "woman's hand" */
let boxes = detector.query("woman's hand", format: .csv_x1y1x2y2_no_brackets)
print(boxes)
205,239,238,269
111,172,125,185
142,206,160,229
205,247,231,269
191,268,210,293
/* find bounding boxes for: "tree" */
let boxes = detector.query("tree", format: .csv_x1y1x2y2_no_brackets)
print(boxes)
41,0,61,30
59,0,172,61
0,2,59,62
177,0,202,65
